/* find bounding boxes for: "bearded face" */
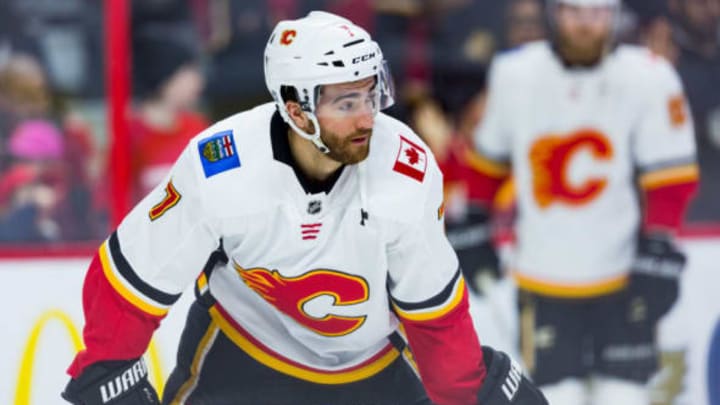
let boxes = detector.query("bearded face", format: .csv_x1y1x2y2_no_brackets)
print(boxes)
319,125,373,165
554,4,614,66
314,77,377,165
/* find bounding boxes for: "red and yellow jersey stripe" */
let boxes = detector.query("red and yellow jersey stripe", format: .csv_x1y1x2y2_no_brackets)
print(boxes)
463,148,511,179
98,232,181,317
513,270,629,298
391,269,466,323
209,303,400,384
639,163,699,190
638,162,699,232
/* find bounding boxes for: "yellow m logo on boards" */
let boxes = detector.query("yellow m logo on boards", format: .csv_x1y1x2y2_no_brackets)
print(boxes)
13,309,167,404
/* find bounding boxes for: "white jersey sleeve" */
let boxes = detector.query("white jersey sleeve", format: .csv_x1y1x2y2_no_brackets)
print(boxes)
473,57,513,164
105,142,221,315
386,157,464,321
633,58,697,173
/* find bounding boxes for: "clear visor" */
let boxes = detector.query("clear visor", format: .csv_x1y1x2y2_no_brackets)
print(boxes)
314,61,395,119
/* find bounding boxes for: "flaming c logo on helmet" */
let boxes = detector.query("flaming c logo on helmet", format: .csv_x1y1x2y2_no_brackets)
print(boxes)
529,129,613,208
235,263,369,337
280,29,297,45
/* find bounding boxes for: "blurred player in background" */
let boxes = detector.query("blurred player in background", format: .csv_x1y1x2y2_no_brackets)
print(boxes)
668,0,720,223
61,11,547,405
471,0,699,403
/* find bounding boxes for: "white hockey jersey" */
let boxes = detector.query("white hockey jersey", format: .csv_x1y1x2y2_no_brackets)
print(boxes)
100,103,463,382
475,42,697,297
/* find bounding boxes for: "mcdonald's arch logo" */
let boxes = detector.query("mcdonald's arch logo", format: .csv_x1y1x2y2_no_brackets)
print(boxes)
529,129,613,208
13,309,167,405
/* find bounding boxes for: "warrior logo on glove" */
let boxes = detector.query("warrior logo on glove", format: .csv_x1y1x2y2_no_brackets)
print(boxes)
98,359,148,403
502,359,524,401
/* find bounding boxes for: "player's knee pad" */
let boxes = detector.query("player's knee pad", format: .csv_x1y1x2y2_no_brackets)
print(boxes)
539,378,586,405
591,375,648,405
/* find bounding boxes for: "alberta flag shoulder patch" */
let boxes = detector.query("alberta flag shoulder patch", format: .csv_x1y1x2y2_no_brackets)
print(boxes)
198,130,241,177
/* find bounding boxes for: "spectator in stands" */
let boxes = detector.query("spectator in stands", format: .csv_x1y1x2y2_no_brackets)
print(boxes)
61,111,103,240
429,0,503,122
0,53,101,242
505,0,546,48
668,0,720,223
0,54,51,139
130,38,208,203
0,0,104,97
358,0,432,122
638,13,679,63
201,0,279,120
0,120,66,242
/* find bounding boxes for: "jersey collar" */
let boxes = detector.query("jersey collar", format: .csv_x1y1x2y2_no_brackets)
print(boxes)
270,110,345,195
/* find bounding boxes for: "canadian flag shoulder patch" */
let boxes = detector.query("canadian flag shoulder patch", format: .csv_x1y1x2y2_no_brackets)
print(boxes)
393,135,428,182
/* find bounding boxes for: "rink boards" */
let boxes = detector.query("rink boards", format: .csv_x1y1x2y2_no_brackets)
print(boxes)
1,237,718,405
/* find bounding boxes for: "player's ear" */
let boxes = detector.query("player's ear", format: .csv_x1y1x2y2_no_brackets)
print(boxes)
285,102,315,134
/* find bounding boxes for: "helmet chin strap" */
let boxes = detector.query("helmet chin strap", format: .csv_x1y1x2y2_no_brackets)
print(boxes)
311,137,330,154
284,110,330,154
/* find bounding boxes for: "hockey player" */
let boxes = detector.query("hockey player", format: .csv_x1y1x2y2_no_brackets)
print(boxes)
61,11,547,405
471,0,699,404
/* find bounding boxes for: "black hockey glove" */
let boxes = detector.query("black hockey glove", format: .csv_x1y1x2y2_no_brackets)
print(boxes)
477,346,548,405
629,233,686,324
62,358,159,405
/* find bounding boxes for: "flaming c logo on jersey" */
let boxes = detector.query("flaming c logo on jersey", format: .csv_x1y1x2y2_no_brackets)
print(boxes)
668,94,688,127
235,263,369,337
529,129,613,208
280,29,297,45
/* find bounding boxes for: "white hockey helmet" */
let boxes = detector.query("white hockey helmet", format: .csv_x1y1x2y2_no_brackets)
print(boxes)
264,11,395,153
552,0,619,6
548,0,621,21
547,0,622,55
